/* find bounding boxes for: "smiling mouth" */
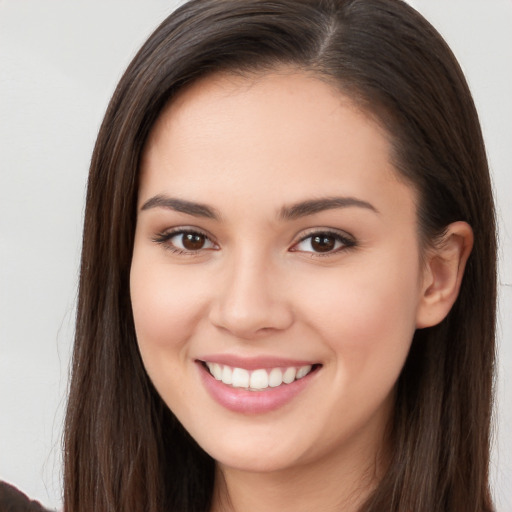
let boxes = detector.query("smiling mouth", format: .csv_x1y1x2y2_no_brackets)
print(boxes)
201,361,321,391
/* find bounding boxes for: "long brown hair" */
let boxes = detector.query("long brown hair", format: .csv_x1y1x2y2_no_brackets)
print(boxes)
64,1,497,510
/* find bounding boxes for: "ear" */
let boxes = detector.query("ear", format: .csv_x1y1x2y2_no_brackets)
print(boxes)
416,221,474,329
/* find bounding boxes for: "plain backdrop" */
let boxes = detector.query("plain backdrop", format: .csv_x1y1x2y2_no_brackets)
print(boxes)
0,1,511,510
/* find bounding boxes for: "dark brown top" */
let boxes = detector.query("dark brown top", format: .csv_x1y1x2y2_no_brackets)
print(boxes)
0,481,52,512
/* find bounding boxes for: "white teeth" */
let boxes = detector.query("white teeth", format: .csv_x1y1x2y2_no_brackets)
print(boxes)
221,365,233,385
250,369,269,390
283,367,296,384
268,368,283,387
209,362,222,380
205,362,315,390
296,365,312,379
232,368,250,388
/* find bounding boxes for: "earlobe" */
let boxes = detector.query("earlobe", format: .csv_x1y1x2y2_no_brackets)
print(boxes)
416,221,474,329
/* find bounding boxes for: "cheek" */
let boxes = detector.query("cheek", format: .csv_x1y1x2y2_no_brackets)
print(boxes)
129,258,215,417
130,257,209,363
296,252,421,380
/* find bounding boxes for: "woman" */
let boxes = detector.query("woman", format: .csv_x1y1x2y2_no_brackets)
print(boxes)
64,0,497,511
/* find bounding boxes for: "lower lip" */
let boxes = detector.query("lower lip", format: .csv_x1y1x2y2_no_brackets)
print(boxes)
197,362,318,414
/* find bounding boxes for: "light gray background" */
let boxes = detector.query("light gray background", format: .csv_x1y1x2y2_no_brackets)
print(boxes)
0,1,510,510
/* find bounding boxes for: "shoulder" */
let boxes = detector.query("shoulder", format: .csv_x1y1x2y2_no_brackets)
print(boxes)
0,481,53,512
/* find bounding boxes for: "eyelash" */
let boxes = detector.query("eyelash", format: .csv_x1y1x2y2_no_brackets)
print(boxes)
291,229,357,256
152,228,356,256
152,228,217,255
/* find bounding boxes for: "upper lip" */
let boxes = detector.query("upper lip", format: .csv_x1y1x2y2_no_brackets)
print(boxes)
197,354,319,370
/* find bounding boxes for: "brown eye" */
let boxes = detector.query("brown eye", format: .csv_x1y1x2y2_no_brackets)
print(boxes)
292,230,355,255
182,232,207,250
154,229,216,253
311,234,336,252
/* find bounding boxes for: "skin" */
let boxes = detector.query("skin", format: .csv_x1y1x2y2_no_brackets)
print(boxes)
130,70,473,512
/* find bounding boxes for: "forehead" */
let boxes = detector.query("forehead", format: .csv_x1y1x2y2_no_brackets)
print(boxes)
145,69,388,156
139,70,416,219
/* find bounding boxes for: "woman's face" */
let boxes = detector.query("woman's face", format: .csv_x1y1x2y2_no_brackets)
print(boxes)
131,71,426,475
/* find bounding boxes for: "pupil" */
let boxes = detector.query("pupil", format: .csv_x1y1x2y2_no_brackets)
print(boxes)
312,235,335,252
183,233,205,250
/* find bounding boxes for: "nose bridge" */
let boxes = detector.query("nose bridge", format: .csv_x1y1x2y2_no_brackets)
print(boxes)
209,245,293,338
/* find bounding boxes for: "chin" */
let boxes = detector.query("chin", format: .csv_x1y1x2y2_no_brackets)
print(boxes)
213,447,302,474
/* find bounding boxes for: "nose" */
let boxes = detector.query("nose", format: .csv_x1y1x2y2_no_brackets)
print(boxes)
208,252,294,339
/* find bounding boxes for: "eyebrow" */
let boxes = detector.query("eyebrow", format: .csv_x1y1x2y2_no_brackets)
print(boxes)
140,194,378,221
140,195,220,220
279,196,379,220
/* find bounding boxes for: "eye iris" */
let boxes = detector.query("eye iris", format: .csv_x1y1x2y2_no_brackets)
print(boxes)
182,233,206,250
311,234,336,252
